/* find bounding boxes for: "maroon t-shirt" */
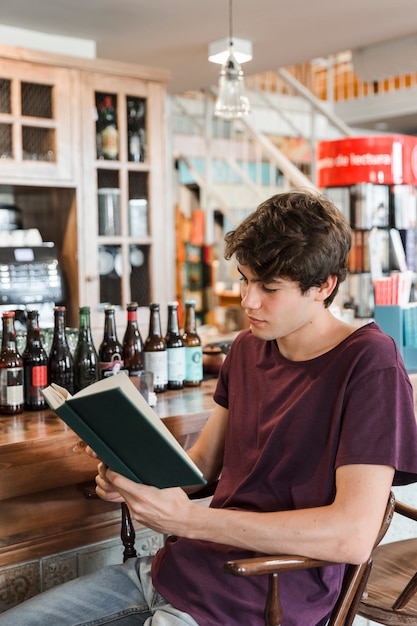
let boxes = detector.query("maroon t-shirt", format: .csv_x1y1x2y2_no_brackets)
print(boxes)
152,323,417,625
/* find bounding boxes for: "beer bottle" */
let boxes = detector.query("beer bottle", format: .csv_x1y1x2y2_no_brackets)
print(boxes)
22,310,48,410
165,301,185,390
0,311,24,414
143,303,167,393
98,305,124,378
123,302,144,375
74,306,99,391
48,306,74,394
182,299,203,387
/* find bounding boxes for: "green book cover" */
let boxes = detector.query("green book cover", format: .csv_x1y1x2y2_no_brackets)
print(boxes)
42,373,206,489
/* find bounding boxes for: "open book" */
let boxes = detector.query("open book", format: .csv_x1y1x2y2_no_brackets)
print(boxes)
42,373,206,489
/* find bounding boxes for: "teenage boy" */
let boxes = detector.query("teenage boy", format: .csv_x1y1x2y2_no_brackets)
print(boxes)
2,190,417,626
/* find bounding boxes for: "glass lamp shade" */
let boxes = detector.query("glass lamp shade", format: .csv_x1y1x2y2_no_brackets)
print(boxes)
214,47,250,118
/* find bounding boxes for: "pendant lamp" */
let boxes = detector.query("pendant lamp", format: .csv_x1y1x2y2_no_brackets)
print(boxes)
214,0,251,119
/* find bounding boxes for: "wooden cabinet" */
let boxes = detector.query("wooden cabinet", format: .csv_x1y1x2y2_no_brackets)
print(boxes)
79,71,170,333
0,45,172,335
0,56,77,184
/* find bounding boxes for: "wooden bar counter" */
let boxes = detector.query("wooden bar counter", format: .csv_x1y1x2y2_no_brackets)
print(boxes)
0,379,217,571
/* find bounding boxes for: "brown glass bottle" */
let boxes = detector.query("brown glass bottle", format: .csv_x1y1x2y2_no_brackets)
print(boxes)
22,310,48,410
48,306,74,394
0,311,24,414
143,303,167,393
123,302,144,375
165,301,185,390
182,299,203,387
98,305,124,378
74,306,99,392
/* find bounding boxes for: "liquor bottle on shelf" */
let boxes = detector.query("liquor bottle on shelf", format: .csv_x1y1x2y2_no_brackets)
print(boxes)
182,299,203,387
123,302,144,375
165,301,185,390
48,306,74,395
98,95,118,160
0,311,24,414
98,305,124,378
144,303,167,393
127,98,143,163
22,310,48,410
74,306,99,392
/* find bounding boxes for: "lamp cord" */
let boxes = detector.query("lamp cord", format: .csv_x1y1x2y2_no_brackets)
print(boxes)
229,0,233,47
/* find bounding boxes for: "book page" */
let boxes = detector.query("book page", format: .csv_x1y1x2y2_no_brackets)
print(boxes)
42,383,72,409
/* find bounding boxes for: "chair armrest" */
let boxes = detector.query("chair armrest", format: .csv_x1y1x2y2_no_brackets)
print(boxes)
395,500,417,522
225,554,334,577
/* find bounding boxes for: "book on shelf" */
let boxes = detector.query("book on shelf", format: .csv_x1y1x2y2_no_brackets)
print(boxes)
42,373,206,489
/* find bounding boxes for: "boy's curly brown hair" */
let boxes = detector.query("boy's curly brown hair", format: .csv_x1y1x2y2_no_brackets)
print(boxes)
224,190,352,307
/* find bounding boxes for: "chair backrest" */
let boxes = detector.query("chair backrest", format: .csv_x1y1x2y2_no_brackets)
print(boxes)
358,496,417,624
328,490,396,626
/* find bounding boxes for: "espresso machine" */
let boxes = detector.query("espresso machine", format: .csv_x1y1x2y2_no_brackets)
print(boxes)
0,243,65,328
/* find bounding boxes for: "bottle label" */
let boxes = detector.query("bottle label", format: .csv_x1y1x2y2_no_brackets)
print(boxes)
99,355,124,376
31,365,48,387
144,351,168,387
167,346,186,383
101,125,118,159
185,346,203,382
0,367,24,406
25,364,47,407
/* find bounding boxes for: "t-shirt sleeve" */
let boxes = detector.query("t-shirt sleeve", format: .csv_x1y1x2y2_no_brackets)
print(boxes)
336,363,417,486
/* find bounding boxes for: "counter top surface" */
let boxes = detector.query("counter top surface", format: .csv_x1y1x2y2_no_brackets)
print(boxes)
0,378,217,448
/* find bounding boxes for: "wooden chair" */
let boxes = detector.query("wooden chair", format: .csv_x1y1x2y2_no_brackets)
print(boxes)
224,492,396,626
357,498,417,624
120,490,396,625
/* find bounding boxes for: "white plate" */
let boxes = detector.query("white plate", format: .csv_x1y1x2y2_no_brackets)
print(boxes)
114,253,131,276
99,250,114,275
130,247,145,267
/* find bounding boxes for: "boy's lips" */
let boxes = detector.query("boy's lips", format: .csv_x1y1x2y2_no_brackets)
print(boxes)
247,315,264,325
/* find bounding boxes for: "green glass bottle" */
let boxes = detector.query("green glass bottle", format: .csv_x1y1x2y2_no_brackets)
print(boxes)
74,306,99,392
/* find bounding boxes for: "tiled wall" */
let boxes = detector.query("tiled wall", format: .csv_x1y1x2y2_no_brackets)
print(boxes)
0,528,164,613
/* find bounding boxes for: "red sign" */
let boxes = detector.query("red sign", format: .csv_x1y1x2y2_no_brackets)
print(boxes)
316,135,417,187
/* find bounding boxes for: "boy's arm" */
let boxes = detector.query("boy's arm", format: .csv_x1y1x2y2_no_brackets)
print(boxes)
100,461,394,566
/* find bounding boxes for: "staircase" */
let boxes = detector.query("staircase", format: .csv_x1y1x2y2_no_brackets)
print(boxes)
171,52,417,230
170,63,352,229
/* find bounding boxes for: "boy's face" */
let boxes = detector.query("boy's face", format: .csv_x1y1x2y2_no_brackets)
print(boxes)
237,264,324,343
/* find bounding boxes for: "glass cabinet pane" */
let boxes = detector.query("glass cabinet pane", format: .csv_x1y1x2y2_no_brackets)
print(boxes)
95,92,119,161
97,170,120,236
98,188,121,236
128,171,149,237
21,82,53,118
0,79,11,114
0,123,12,159
99,244,122,306
130,244,150,306
126,96,146,162
22,127,55,161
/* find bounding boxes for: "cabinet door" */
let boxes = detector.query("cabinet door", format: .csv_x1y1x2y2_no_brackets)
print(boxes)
0,58,75,183
79,72,171,336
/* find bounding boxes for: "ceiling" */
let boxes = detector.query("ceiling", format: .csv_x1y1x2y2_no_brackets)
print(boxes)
0,0,417,95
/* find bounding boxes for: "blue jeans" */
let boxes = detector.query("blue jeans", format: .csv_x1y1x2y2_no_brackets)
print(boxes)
0,556,199,626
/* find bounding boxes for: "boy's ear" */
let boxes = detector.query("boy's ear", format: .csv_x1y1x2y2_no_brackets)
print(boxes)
316,275,338,301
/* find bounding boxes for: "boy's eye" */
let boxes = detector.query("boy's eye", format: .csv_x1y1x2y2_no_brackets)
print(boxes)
262,285,277,293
